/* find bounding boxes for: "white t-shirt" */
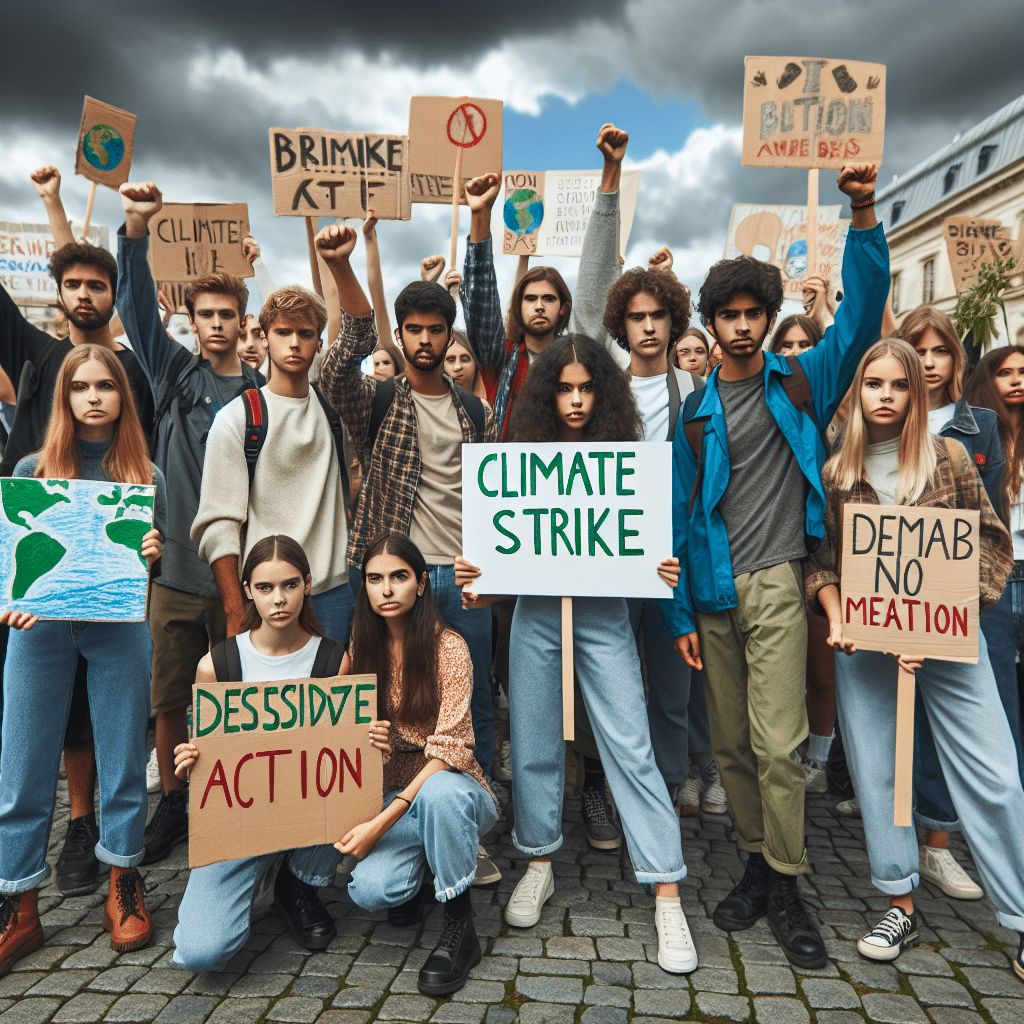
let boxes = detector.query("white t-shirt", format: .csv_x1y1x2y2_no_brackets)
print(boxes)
864,435,901,506
1010,491,1024,561
927,402,956,435
408,390,463,565
632,372,669,441
236,630,321,682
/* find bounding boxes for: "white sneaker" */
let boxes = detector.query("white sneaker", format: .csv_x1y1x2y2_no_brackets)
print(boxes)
504,860,554,928
857,906,917,961
918,845,984,900
146,748,161,794
492,740,513,783
655,898,698,973
676,760,702,817
836,796,860,817
700,758,728,815
802,757,828,794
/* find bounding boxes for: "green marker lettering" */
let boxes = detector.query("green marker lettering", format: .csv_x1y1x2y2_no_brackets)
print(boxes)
477,453,498,497
240,687,259,731
588,507,613,556
223,689,241,733
501,452,518,497
280,685,298,729
550,507,573,554
618,509,644,555
195,689,222,737
262,687,280,731
494,510,521,554
523,508,548,554
565,452,593,495
587,451,614,493
355,682,375,723
530,452,564,494
615,451,636,495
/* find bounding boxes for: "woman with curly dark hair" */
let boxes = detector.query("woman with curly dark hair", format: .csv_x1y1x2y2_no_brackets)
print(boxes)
457,334,697,975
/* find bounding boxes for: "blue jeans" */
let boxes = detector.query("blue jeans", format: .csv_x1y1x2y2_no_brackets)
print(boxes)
627,597,692,785
508,596,686,884
173,844,340,972
0,620,152,890
349,773,497,909
687,666,714,762
427,564,494,779
836,635,1024,930
311,582,355,645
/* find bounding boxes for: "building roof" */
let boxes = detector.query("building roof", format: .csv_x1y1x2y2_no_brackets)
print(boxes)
875,92,1024,232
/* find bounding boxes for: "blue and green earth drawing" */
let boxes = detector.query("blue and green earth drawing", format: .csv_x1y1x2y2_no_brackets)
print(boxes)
503,189,544,235
82,124,125,172
0,479,153,620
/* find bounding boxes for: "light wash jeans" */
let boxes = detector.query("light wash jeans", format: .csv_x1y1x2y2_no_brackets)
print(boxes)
173,844,340,972
836,634,1024,930
0,620,152,890
508,595,686,884
427,564,494,779
349,772,498,909
311,582,355,645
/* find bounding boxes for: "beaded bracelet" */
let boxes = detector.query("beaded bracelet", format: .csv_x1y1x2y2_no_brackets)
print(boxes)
393,795,411,806
850,193,876,210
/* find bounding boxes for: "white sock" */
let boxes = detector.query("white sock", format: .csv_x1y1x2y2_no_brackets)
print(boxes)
807,731,833,764
656,895,681,907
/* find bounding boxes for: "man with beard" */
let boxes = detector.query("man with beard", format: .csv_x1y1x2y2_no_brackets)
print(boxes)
316,224,499,786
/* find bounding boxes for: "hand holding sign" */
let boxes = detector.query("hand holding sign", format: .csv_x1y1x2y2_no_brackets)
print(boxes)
314,223,358,264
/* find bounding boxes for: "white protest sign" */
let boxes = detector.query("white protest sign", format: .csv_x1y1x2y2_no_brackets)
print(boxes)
462,442,672,600
0,221,110,305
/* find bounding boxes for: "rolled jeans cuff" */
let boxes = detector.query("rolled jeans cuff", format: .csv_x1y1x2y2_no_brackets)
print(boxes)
0,864,51,894
871,871,918,896
763,847,810,876
634,865,688,885
98,842,144,869
996,909,1024,931
436,869,477,902
511,830,562,858
913,810,960,833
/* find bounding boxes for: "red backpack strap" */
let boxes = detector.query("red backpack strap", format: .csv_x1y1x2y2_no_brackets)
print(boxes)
242,388,268,489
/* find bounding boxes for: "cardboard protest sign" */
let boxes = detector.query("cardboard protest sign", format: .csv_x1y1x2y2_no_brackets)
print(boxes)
502,170,642,258
408,97,503,204
268,129,411,220
724,204,847,299
74,96,136,189
462,442,672,600
188,674,383,868
742,57,885,169
0,220,109,305
840,504,980,664
148,203,253,284
0,479,154,620
942,216,1017,294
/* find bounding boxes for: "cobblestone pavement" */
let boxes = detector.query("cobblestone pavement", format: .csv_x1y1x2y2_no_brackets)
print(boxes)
3,777,1022,1024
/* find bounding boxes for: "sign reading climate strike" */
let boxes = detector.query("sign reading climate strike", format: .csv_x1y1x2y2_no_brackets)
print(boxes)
462,443,672,600
187,674,383,868
840,505,980,664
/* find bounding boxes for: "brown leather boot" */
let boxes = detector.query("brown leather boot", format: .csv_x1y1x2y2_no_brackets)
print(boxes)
0,889,44,977
103,867,151,952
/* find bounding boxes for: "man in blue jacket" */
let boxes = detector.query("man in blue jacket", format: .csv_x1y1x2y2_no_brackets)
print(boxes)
664,163,888,969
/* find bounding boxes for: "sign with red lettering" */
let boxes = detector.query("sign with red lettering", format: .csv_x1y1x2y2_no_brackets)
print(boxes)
187,674,383,868
148,203,253,283
942,216,1019,294
742,57,886,169
840,505,979,663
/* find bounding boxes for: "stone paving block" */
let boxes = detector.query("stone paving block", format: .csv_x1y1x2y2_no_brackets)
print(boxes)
814,1014,865,1024
229,972,294,998
799,977,861,1009
594,937,644,961
153,995,220,1023
939,946,1005,967
490,937,543,958
291,976,339,998
630,961,688,989
185,972,243,997
353,944,406,967
515,975,583,1004
0,975,44,998
341,965,397,989
895,948,955,976
980,1000,1024,1024
516,1004,574,1024
128,968,190,996
205,998,272,1024
15,947,75,971
115,945,166,966
312,1013,371,1024
583,984,630,1007
267,996,327,1022
926,1011,989,1024
568,918,624,937
0,998,63,1023
331,988,383,1010
590,962,631,987
907,975,976,1007
689,965,740,993
751,997,810,1024
25,968,97,996
632,990,691,1017
484,1008,518,1024
839,958,902,991
60,940,120,970
103,994,171,1021
451,981,507,1003
578,1007,628,1024
744,964,796,995
469,958,518,982
52,992,115,1022
735,941,791,966
88,966,149,993
961,966,1024,996
694,992,751,1020
543,937,594,960
859,993,930,1023
519,958,589,976
430,1004,486,1024
249,951,307,974
303,953,353,977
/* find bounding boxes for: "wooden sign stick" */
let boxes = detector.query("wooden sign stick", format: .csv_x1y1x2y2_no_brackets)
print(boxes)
305,217,323,298
449,145,465,294
561,596,574,741
82,181,97,240
893,664,915,826
806,169,818,279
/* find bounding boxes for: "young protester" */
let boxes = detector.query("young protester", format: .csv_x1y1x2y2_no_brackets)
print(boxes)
801,274,836,336
171,536,347,969
457,334,698,975
0,346,165,971
237,314,267,372
666,163,887,969
315,224,499,786
445,332,488,401
673,328,710,375
769,314,822,357
808,338,1024,976
898,308,1022,900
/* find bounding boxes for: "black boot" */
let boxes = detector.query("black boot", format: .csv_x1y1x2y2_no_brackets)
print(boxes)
766,869,827,969
55,814,100,896
387,875,436,927
273,867,337,951
140,789,189,865
418,910,481,996
713,851,771,931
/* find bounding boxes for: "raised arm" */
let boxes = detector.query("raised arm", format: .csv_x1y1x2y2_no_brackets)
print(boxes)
242,234,277,309
30,166,75,249
461,173,506,369
362,211,401,370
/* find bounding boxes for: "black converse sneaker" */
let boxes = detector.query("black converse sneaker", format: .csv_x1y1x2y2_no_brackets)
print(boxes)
857,906,918,961
581,784,621,850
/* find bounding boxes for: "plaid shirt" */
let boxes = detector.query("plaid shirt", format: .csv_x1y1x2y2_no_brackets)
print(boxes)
320,309,497,567
805,436,1013,613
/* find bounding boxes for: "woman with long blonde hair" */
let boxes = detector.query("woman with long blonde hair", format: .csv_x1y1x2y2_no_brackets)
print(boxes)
0,345,166,972
807,337,1024,977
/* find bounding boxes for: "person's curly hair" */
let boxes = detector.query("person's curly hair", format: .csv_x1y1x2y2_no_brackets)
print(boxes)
697,256,784,327
603,269,692,351
507,334,643,443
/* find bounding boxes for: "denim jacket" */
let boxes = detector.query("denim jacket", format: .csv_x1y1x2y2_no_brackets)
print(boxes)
936,397,1006,520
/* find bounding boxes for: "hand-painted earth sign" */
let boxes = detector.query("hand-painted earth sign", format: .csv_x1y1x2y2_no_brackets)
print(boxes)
75,97,136,189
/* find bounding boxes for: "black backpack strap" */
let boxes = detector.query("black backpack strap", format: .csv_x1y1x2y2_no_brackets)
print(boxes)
783,355,830,454
241,388,268,488
368,376,396,454
454,385,487,441
310,637,347,677
210,636,243,682
689,371,706,393
665,366,681,442
683,415,710,516
152,346,194,423
311,382,351,508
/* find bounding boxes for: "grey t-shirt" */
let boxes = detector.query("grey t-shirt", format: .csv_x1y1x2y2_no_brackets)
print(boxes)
717,373,808,577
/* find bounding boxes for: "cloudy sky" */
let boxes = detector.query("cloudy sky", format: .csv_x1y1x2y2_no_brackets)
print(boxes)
2,0,1021,327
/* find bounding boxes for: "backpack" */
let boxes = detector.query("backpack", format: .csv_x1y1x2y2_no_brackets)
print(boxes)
211,634,346,682
366,376,487,455
682,355,828,514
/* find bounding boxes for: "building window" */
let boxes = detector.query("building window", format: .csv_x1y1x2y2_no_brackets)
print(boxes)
943,164,961,194
891,272,902,315
891,201,905,226
922,259,935,304
977,144,997,176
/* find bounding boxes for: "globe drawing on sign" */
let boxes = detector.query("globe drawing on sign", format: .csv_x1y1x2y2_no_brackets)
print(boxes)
82,124,126,171
503,190,544,236
783,239,808,281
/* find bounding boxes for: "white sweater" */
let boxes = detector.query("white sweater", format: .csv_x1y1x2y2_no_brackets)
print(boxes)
191,387,349,595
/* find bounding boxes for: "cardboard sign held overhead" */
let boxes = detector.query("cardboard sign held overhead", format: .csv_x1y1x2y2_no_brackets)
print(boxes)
0,220,109,305
502,170,642,258
742,57,886,169
74,96,136,189
725,203,848,300
148,203,253,283
840,504,980,664
408,97,503,204
268,129,411,220
942,216,1018,294
188,674,383,868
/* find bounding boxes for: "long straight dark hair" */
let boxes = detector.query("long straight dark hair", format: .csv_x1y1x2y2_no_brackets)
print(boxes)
352,533,444,729
240,535,325,638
